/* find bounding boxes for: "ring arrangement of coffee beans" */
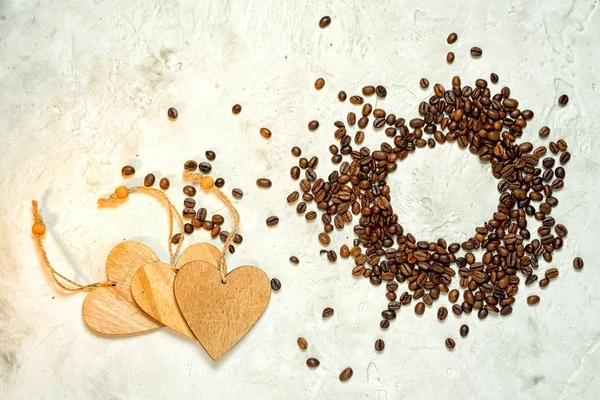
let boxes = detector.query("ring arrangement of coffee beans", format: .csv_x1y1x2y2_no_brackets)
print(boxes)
287,75,583,351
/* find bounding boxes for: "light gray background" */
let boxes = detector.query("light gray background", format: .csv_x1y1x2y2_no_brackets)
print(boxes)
1,0,599,399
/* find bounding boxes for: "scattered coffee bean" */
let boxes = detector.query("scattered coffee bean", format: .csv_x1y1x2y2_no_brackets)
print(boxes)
215,178,225,188
308,120,320,131
573,257,584,270
446,52,455,63
205,150,216,161
558,94,569,106
183,185,197,196
315,78,325,90
270,278,281,291
380,320,390,329
327,250,337,262
306,358,320,368
470,47,482,57
420,78,429,89
184,198,196,208
198,162,212,173
374,339,385,352
415,302,425,315
297,337,308,350
437,307,448,321
266,216,279,226
338,91,347,101
445,338,455,350
322,307,334,318
121,165,135,176
184,223,194,234
257,178,272,188
490,73,499,83
232,104,242,114
376,85,387,98
527,295,540,305
319,16,331,29
260,127,272,139
171,233,182,244
167,107,178,120
184,160,198,171
159,178,170,190
339,367,353,382
460,324,469,337
447,32,458,44
144,174,156,187
290,256,299,264
212,214,224,225
539,126,550,138
232,188,243,198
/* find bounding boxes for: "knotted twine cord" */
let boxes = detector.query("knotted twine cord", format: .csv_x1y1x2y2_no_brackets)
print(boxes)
32,186,184,292
97,186,185,264
182,170,240,284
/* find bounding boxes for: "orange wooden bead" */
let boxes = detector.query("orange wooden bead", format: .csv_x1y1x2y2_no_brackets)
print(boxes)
200,176,214,190
115,186,129,199
32,221,46,235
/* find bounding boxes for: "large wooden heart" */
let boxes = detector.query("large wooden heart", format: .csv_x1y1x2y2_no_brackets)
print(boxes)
174,260,271,360
82,241,163,335
130,243,224,338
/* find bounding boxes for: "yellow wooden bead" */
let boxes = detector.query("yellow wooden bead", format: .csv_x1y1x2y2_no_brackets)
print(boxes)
115,186,129,199
200,176,214,190
32,221,46,235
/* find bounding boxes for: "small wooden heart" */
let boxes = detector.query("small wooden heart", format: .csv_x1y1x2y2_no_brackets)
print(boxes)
82,241,163,335
174,260,271,360
130,243,224,338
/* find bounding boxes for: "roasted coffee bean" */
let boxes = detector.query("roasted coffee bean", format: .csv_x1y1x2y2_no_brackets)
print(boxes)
362,86,376,96
290,166,301,180
527,295,540,305
447,32,458,44
196,208,207,222
215,178,225,188
202,220,214,230
199,162,212,173
448,289,459,303
420,78,430,88
287,191,300,203
121,165,135,176
260,127,272,139
380,320,390,329
184,198,196,208
460,324,469,337
266,216,279,226
558,94,569,106
290,256,299,265
257,178,272,188
318,232,331,245
167,107,178,120
573,257,584,270
171,233,182,244
308,120,320,131
159,178,170,190
184,223,194,234
446,52,455,63
339,367,353,382
297,337,308,350
470,47,482,57
314,78,325,90
296,202,307,214
560,151,571,164
327,250,337,262
144,174,156,187
374,339,385,352
490,73,499,83
232,104,242,114
212,214,224,225
350,95,364,105
184,160,197,171
306,358,320,368
338,91,347,101
270,278,281,291
305,211,317,220
319,16,331,28
555,224,568,237
183,185,197,196
539,126,550,138
291,146,302,157
205,150,216,161
414,302,425,315
437,306,448,321
539,278,550,287
545,268,559,279
232,188,243,198
376,85,387,98
322,307,334,318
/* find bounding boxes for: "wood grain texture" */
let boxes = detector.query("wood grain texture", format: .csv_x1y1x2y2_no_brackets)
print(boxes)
82,241,163,335
130,243,225,338
174,260,271,360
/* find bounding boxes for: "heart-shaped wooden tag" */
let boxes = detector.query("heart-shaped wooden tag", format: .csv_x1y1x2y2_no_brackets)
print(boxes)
130,243,224,338
174,260,271,360
82,241,164,335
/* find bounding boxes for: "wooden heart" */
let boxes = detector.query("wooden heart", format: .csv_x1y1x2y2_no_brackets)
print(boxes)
130,243,224,338
82,241,163,335
174,261,271,360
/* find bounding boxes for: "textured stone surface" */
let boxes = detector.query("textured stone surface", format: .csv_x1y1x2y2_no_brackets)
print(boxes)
1,0,599,398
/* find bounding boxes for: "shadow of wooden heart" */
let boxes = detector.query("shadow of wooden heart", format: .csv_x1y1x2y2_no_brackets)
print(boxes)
82,241,163,335
130,243,223,338
174,260,271,360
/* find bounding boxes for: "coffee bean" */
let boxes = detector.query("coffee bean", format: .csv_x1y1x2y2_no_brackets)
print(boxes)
183,185,197,196
338,91,347,101
159,178,170,190
297,337,308,350
446,52,455,63
290,166,301,180
350,95,364,105
215,178,225,188
376,85,387,98
573,257,584,270
448,289,459,303
339,367,353,382
318,232,331,245
212,214,224,225
199,162,212,173
184,223,194,234
314,78,325,90
470,47,482,57
362,86,375,96
270,278,281,291
322,307,334,318
306,358,320,368
257,178,272,188
539,278,550,287
308,120,320,131
545,268,559,279
460,324,469,337
560,151,571,164
167,107,178,120
232,188,243,198
184,160,198,171
290,256,299,264
260,127,272,139
374,339,385,352
327,250,337,262
539,126,550,138
490,73,499,83
291,146,302,157
555,224,568,237
319,16,331,28
121,165,135,176
144,174,156,187
305,211,317,220
266,216,279,226
437,306,448,321
380,320,390,329
296,202,307,214
196,208,207,222
415,302,425,315
445,338,455,350
232,104,242,114
420,78,429,89
287,191,300,203
558,94,569,106
184,198,196,208
171,233,182,244
447,32,458,44
205,150,216,161
527,295,540,305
